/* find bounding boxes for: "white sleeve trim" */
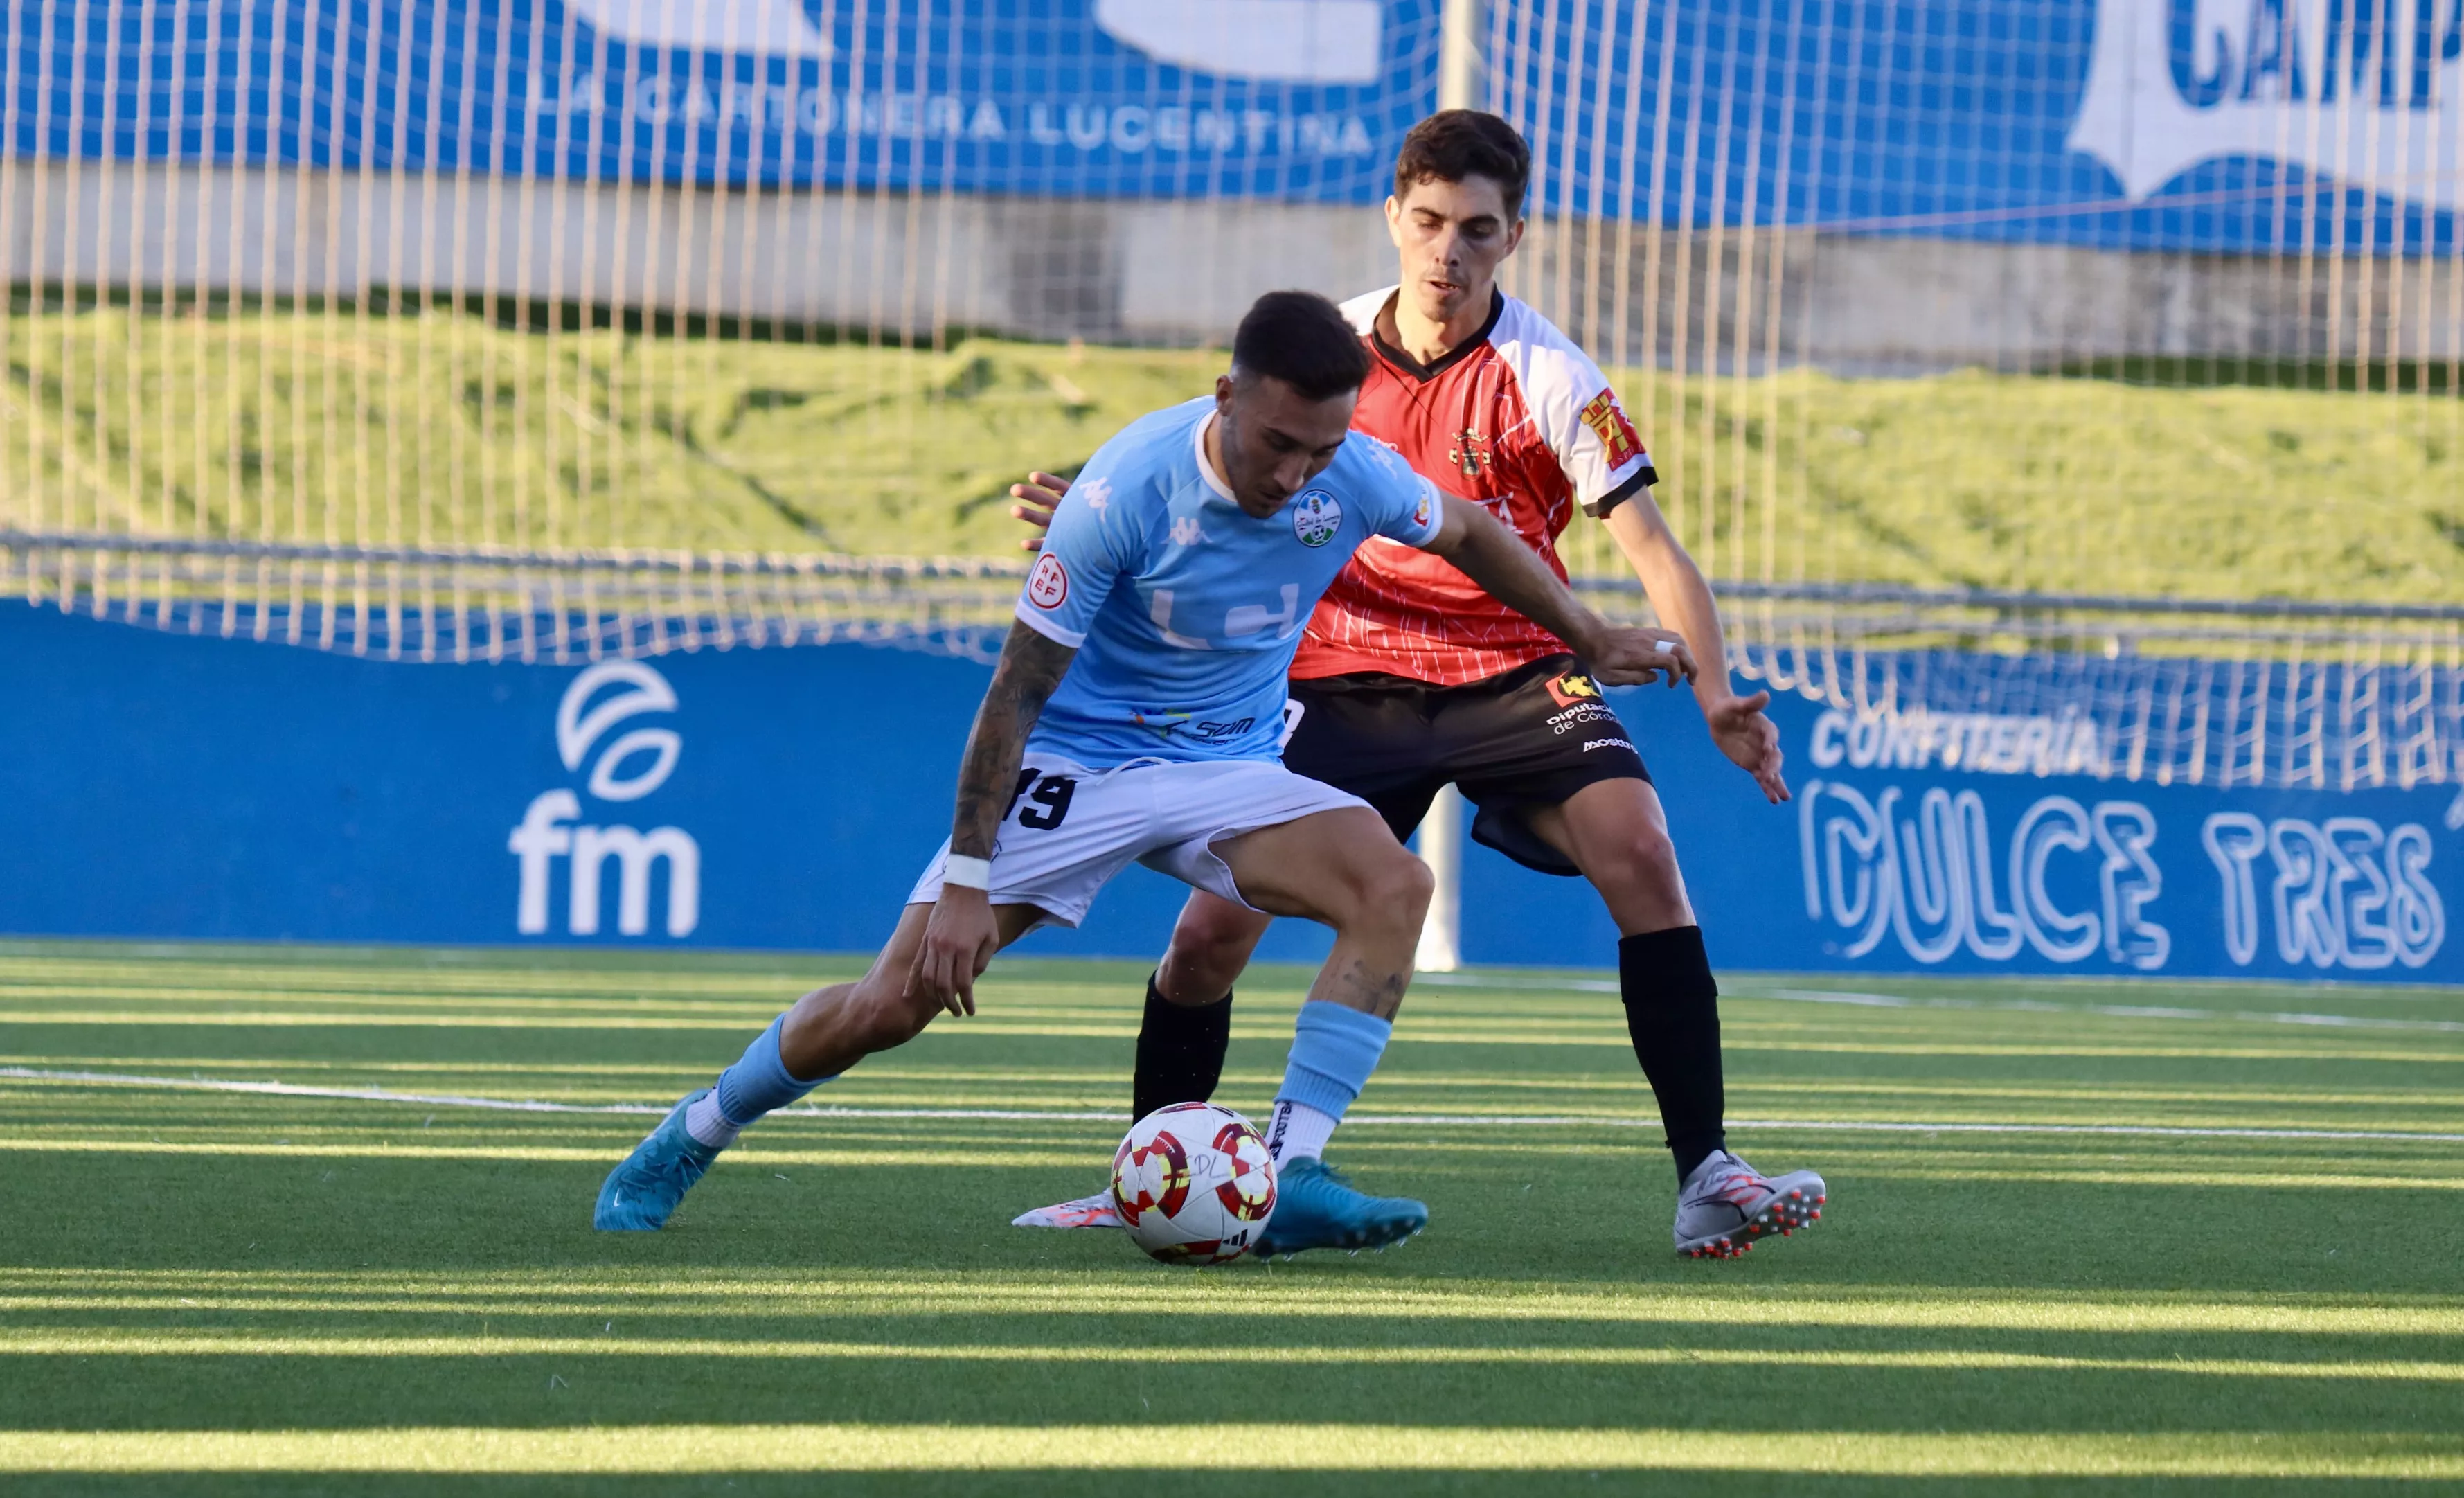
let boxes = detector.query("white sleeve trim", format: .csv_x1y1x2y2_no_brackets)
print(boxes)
1013,600,1087,648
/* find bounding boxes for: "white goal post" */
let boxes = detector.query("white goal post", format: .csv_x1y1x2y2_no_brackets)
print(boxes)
1411,0,1486,974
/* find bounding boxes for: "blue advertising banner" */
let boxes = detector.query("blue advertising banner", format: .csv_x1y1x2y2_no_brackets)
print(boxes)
1,0,1439,204
0,602,1337,963
5,603,2459,983
5,1,2454,249
1470,690,2459,981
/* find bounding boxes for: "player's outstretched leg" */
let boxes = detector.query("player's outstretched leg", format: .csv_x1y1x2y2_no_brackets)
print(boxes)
1210,808,1434,1258
1525,778,1832,1257
1012,895,1269,1231
598,900,1037,1231
595,1017,825,1231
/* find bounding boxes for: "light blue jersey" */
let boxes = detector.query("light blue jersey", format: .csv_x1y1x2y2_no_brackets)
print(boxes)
1016,396,1444,766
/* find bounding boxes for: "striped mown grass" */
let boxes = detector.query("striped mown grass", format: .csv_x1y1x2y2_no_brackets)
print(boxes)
1,940,2460,1495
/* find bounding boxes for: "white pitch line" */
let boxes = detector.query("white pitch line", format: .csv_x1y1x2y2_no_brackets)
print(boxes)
1416,972,2464,1035
0,1069,1109,1121
4,1067,2463,1145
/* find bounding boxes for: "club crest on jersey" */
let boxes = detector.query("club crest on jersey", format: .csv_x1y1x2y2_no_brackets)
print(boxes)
1449,427,1490,479
1580,391,1643,468
1289,489,1343,548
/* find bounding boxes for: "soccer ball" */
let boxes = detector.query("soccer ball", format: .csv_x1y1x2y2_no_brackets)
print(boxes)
1110,1102,1278,1265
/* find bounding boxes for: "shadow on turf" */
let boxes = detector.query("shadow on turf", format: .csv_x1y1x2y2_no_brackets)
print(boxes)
3,1355,2447,1444
17,1474,2435,1497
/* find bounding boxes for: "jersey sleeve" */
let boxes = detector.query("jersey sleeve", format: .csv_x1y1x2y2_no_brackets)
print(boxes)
1543,350,1659,519
1353,436,1446,548
1015,463,1136,648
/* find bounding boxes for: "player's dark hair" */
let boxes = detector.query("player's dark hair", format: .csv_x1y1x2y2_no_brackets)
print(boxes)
1394,109,1532,217
1230,290,1372,402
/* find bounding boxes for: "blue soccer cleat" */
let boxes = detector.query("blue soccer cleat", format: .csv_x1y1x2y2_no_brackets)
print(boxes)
1253,1157,1427,1258
594,1091,721,1231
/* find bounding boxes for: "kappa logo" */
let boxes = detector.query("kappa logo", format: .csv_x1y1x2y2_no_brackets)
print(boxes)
508,661,702,940
1027,552,1071,609
1078,476,1112,513
1170,515,1208,548
1545,671,1605,708
2071,0,2464,207
1290,489,1343,548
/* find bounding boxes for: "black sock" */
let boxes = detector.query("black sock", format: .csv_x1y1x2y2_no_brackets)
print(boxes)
1131,971,1233,1123
1618,926,1727,1182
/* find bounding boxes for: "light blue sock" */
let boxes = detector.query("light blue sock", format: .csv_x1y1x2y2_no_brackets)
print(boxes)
1271,999,1393,1139
684,1015,831,1147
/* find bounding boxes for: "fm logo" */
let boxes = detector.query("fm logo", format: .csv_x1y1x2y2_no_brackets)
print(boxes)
508,661,702,938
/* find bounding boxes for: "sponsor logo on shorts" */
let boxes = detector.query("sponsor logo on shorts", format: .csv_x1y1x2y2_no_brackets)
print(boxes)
1583,737,1637,753
1290,489,1343,548
1411,485,1434,530
1580,391,1644,469
1026,553,1069,609
1548,703,1614,735
1545,671,1603,708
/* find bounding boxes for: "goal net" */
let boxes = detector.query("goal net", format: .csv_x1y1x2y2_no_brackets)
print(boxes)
3,0,2461,790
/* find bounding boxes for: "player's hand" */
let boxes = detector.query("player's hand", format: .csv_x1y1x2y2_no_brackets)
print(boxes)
908,885,999,1017
1708,690,1790,804
1585,625,1696,689
1007,472,1069,553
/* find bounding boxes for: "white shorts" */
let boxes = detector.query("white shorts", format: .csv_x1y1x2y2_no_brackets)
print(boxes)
906,757,1371,930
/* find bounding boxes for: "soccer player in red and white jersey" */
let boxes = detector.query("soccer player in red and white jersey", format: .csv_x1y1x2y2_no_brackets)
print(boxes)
1013,112,1827,1259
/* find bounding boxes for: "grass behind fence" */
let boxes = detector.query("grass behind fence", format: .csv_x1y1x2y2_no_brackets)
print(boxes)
3,305,2461,603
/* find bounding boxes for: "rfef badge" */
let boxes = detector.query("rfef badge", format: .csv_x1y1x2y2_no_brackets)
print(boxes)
1026,553,1070,609
1289,490,1343,548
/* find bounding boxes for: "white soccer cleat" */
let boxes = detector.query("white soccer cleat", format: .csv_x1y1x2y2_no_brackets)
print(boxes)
1673,1149,1827,1260
1010,1190,1124,1230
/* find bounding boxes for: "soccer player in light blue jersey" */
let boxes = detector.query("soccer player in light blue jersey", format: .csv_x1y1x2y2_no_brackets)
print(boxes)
594,292,1687,1255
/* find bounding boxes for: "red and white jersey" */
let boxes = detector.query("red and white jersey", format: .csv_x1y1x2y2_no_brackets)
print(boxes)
1290,287,1657,686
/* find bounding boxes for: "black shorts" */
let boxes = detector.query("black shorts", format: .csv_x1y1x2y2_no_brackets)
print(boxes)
1282,654,1652,877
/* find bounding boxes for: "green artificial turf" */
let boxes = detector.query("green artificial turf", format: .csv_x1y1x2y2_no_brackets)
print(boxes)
1,940,2461,1493
7,307,2463,604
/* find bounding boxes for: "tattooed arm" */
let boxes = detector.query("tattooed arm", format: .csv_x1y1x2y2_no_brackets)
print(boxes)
909,620,1078,1015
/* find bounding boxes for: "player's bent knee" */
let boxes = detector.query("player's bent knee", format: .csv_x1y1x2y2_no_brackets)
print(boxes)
1592,824,1684,900
1345,848,1434,931
1159,940,1249,1005
1176,910,1261,961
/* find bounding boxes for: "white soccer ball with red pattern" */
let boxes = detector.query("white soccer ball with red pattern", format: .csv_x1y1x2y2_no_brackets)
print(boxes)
1110,1103,1278,1265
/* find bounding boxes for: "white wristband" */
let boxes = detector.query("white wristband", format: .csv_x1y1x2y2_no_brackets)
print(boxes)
943,854,992,891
